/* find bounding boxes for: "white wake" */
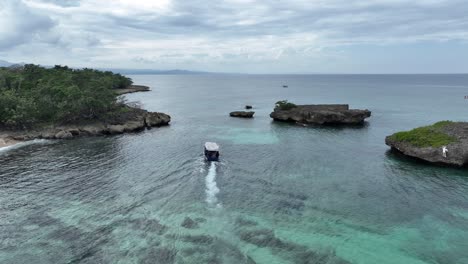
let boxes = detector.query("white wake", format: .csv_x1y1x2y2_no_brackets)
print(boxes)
0,139,49,154
205,162,221,207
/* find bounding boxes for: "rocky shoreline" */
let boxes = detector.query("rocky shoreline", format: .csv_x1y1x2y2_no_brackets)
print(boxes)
270,104,371,125
0,85,170,148
0,108,170,143
115,85,151,95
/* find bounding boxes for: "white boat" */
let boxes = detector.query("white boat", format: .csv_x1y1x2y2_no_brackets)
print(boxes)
204,142,220,161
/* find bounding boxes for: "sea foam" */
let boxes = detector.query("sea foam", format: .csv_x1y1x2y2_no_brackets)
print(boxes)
205,162,221,207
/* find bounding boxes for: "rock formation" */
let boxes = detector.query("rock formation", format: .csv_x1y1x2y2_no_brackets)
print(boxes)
270,104,370,125
114,85,150,95
230,111,255,118
386,121,468,167
0,108,171,142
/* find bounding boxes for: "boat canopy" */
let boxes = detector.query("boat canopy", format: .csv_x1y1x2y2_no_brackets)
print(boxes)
204,142,219,151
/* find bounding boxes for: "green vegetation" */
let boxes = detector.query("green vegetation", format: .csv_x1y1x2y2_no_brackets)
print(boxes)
0,64,132,128
275,100,297,111
390,121,456,147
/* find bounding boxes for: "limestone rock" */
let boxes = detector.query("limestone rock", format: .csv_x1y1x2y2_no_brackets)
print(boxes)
270,104,370,125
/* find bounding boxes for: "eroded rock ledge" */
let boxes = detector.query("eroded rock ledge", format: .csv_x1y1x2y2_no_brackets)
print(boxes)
385,121,468,167
114,85,151,95
270,104,371,125
0,107,170,142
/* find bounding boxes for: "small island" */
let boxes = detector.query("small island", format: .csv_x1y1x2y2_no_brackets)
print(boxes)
0,64,170,146
270,100,371,125
385,121,468,167
230,111,255,118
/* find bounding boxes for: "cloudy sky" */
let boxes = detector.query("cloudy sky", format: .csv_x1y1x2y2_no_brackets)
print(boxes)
0,0,467,73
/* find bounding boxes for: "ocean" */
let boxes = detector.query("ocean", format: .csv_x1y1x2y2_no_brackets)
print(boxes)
1,74,468,264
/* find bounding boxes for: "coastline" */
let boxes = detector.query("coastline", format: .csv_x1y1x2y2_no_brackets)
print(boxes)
114,85,151,95
0,85,168,151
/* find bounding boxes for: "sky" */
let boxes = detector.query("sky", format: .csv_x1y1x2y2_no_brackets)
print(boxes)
0,0,467,73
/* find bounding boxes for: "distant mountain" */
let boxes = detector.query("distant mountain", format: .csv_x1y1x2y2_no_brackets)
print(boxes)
0,60,218,75
0,60,13,67
103,68,215,75
0,60,25,68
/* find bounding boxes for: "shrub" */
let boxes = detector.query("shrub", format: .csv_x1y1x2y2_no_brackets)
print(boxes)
0,64,133,128
390,121,456,147
275,100,297,111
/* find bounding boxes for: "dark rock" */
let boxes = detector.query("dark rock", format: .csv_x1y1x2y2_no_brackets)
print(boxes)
181,235,214,245
141,247,177,264
230,111,255,118
385,121,468,167
239,229,292,249
181,247,205,257
133,219,167,235
235,217,258,227
67,128,81,136
270,104,370,125
181,217,199,229
276,199,305,211
247,256,257,264
245,105,253,109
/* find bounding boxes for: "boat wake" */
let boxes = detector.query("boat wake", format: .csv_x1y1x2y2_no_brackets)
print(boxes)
205,162,221,208
0,139,50,155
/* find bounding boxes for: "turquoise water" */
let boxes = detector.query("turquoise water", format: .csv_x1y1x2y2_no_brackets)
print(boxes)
1,74,468,264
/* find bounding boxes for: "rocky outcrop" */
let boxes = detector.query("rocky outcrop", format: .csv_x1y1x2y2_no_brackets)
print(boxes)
230,111,255,118
55,130,73,139
114,85,150,95
270,104,370,125
145,112,171,127
0,108,171,143
181,217,199,229
386,122,468,167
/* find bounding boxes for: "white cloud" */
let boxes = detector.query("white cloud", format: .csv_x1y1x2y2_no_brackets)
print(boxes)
1,0,467,72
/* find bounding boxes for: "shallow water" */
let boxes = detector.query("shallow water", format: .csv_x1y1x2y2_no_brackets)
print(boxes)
1,74,468,264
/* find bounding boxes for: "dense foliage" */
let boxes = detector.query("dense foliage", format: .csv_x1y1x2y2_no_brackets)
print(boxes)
275,100,297,111
0,64,132,128
390,121,456,147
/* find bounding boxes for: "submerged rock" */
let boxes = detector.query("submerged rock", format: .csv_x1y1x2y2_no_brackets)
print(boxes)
180,235,214,245
230,111,255,118
270,104,370,125
235,217,258,227
181,217,199,229
386,121,468,167
141,247,177,264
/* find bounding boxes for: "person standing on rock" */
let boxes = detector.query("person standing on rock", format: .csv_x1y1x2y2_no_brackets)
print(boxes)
442,146,448,158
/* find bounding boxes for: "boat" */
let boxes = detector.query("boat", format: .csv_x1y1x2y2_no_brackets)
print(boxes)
282,85,288,88
204,142,220,161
